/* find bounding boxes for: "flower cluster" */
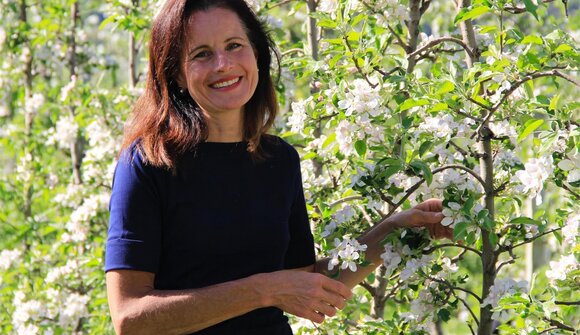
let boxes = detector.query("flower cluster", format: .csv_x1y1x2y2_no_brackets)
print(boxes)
481,278,528,321
513,155,554,198
328,236,368,272
545,254,578,282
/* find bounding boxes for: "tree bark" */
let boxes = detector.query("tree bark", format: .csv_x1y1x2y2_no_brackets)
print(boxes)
68,1,83,185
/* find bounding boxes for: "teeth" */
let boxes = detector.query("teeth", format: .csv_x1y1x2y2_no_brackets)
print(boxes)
212,77,240,88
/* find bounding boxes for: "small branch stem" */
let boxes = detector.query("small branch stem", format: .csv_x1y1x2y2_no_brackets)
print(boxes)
408,37,475,59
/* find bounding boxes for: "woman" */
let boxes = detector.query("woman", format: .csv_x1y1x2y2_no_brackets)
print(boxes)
105,1,452,334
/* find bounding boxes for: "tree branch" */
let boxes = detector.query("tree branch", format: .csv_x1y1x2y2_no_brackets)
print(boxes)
329,196,364,208
504,0,555,14
500,227,563,253
386,24,410,52
343,36,379,88
408,37,475,60
385,164,486,217
554,300,580,306
474,70,580,138
423,243,483,257
544,318,576,333
560,183,580,199
429,276,483,303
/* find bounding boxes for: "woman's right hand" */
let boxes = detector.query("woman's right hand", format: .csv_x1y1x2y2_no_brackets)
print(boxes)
255,269,352,323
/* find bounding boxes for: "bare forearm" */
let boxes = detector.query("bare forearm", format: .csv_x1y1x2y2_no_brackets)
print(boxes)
109,274,265,335
315,218,397,289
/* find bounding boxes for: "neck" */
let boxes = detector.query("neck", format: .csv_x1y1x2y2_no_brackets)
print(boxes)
203,109,244,142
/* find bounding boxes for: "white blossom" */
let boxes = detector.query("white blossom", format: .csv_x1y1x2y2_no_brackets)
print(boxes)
318,0,338,15
558,148,580,183
337,79,382,117
289,99,309,133
489,120,518,144
481,278,528,320
0,249,22,271
335,119,357,155
60,75,77,102
328,236,367,272
562,213,579,245
418,114,457,140
400,254,433,281
513,155,554,197
546,254,578,282
58,293,89,328
46,115,79,149
380,243,402,277
441,202,465,228
24,93,45,116
0,26,6,49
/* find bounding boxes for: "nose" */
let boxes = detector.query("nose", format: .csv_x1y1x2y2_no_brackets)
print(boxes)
214,51,233,72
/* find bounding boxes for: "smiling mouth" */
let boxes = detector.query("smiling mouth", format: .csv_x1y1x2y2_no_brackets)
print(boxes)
210,77,241,89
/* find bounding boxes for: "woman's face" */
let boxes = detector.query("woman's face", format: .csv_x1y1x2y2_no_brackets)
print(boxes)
178,7,259,118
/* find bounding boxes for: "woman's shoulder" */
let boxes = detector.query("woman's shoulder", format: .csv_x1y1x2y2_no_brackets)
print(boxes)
261,134,300,164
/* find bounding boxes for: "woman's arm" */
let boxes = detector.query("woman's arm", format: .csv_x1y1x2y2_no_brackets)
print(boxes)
307,199,452,289
106,268,352,335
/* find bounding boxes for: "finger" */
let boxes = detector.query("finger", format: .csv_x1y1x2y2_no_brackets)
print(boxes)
313,301,337,317
322,289,347,310
322,278,352,300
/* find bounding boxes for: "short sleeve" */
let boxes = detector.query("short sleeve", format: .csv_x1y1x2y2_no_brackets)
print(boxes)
104,147,164,273
283,148,316,269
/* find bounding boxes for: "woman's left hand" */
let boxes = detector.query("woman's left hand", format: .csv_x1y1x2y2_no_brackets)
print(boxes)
387,198,453,240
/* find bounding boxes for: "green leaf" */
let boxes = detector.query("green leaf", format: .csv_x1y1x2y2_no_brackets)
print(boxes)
436,81,455,95
510,217,541,225
523,0,540,21
521,35,543,45
318,19,337,29
429,102,448,112
355,140,367,156
419,141,433,157
454,6,490,24
549,94,560,111
553,44,573,53
454,221,469,240
489,232,498,247
437,309,451,322
322,132,336,148
399,99,429,112
410,160,433,185
517,119,544,143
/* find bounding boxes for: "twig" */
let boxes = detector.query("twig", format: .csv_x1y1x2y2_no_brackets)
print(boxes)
329,196,364,208
453,107,484,121
504,0,555,14
343,36,379,88
386,24,410,52
357,204,374,226
281,48,305,57
429,276,482,303
473,70,580,138
496,258,516,273
408,37,475,60
423,243,482,257
544,318,576,332
360,280,377,296
502,227,563,253
448,140,470,158
560,183,580,199
385,164,486,217
373,66,403,77
554,300,580,306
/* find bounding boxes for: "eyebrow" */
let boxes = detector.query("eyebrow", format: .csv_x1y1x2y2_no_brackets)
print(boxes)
187,36,246,57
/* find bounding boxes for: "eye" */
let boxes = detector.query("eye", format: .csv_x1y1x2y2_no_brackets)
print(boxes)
191,50,211,60
227,42,243,51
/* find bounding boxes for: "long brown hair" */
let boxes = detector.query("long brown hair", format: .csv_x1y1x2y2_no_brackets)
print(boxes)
121,0,279,169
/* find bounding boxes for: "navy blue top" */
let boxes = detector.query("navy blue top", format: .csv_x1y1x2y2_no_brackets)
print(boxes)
105,136,315,334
